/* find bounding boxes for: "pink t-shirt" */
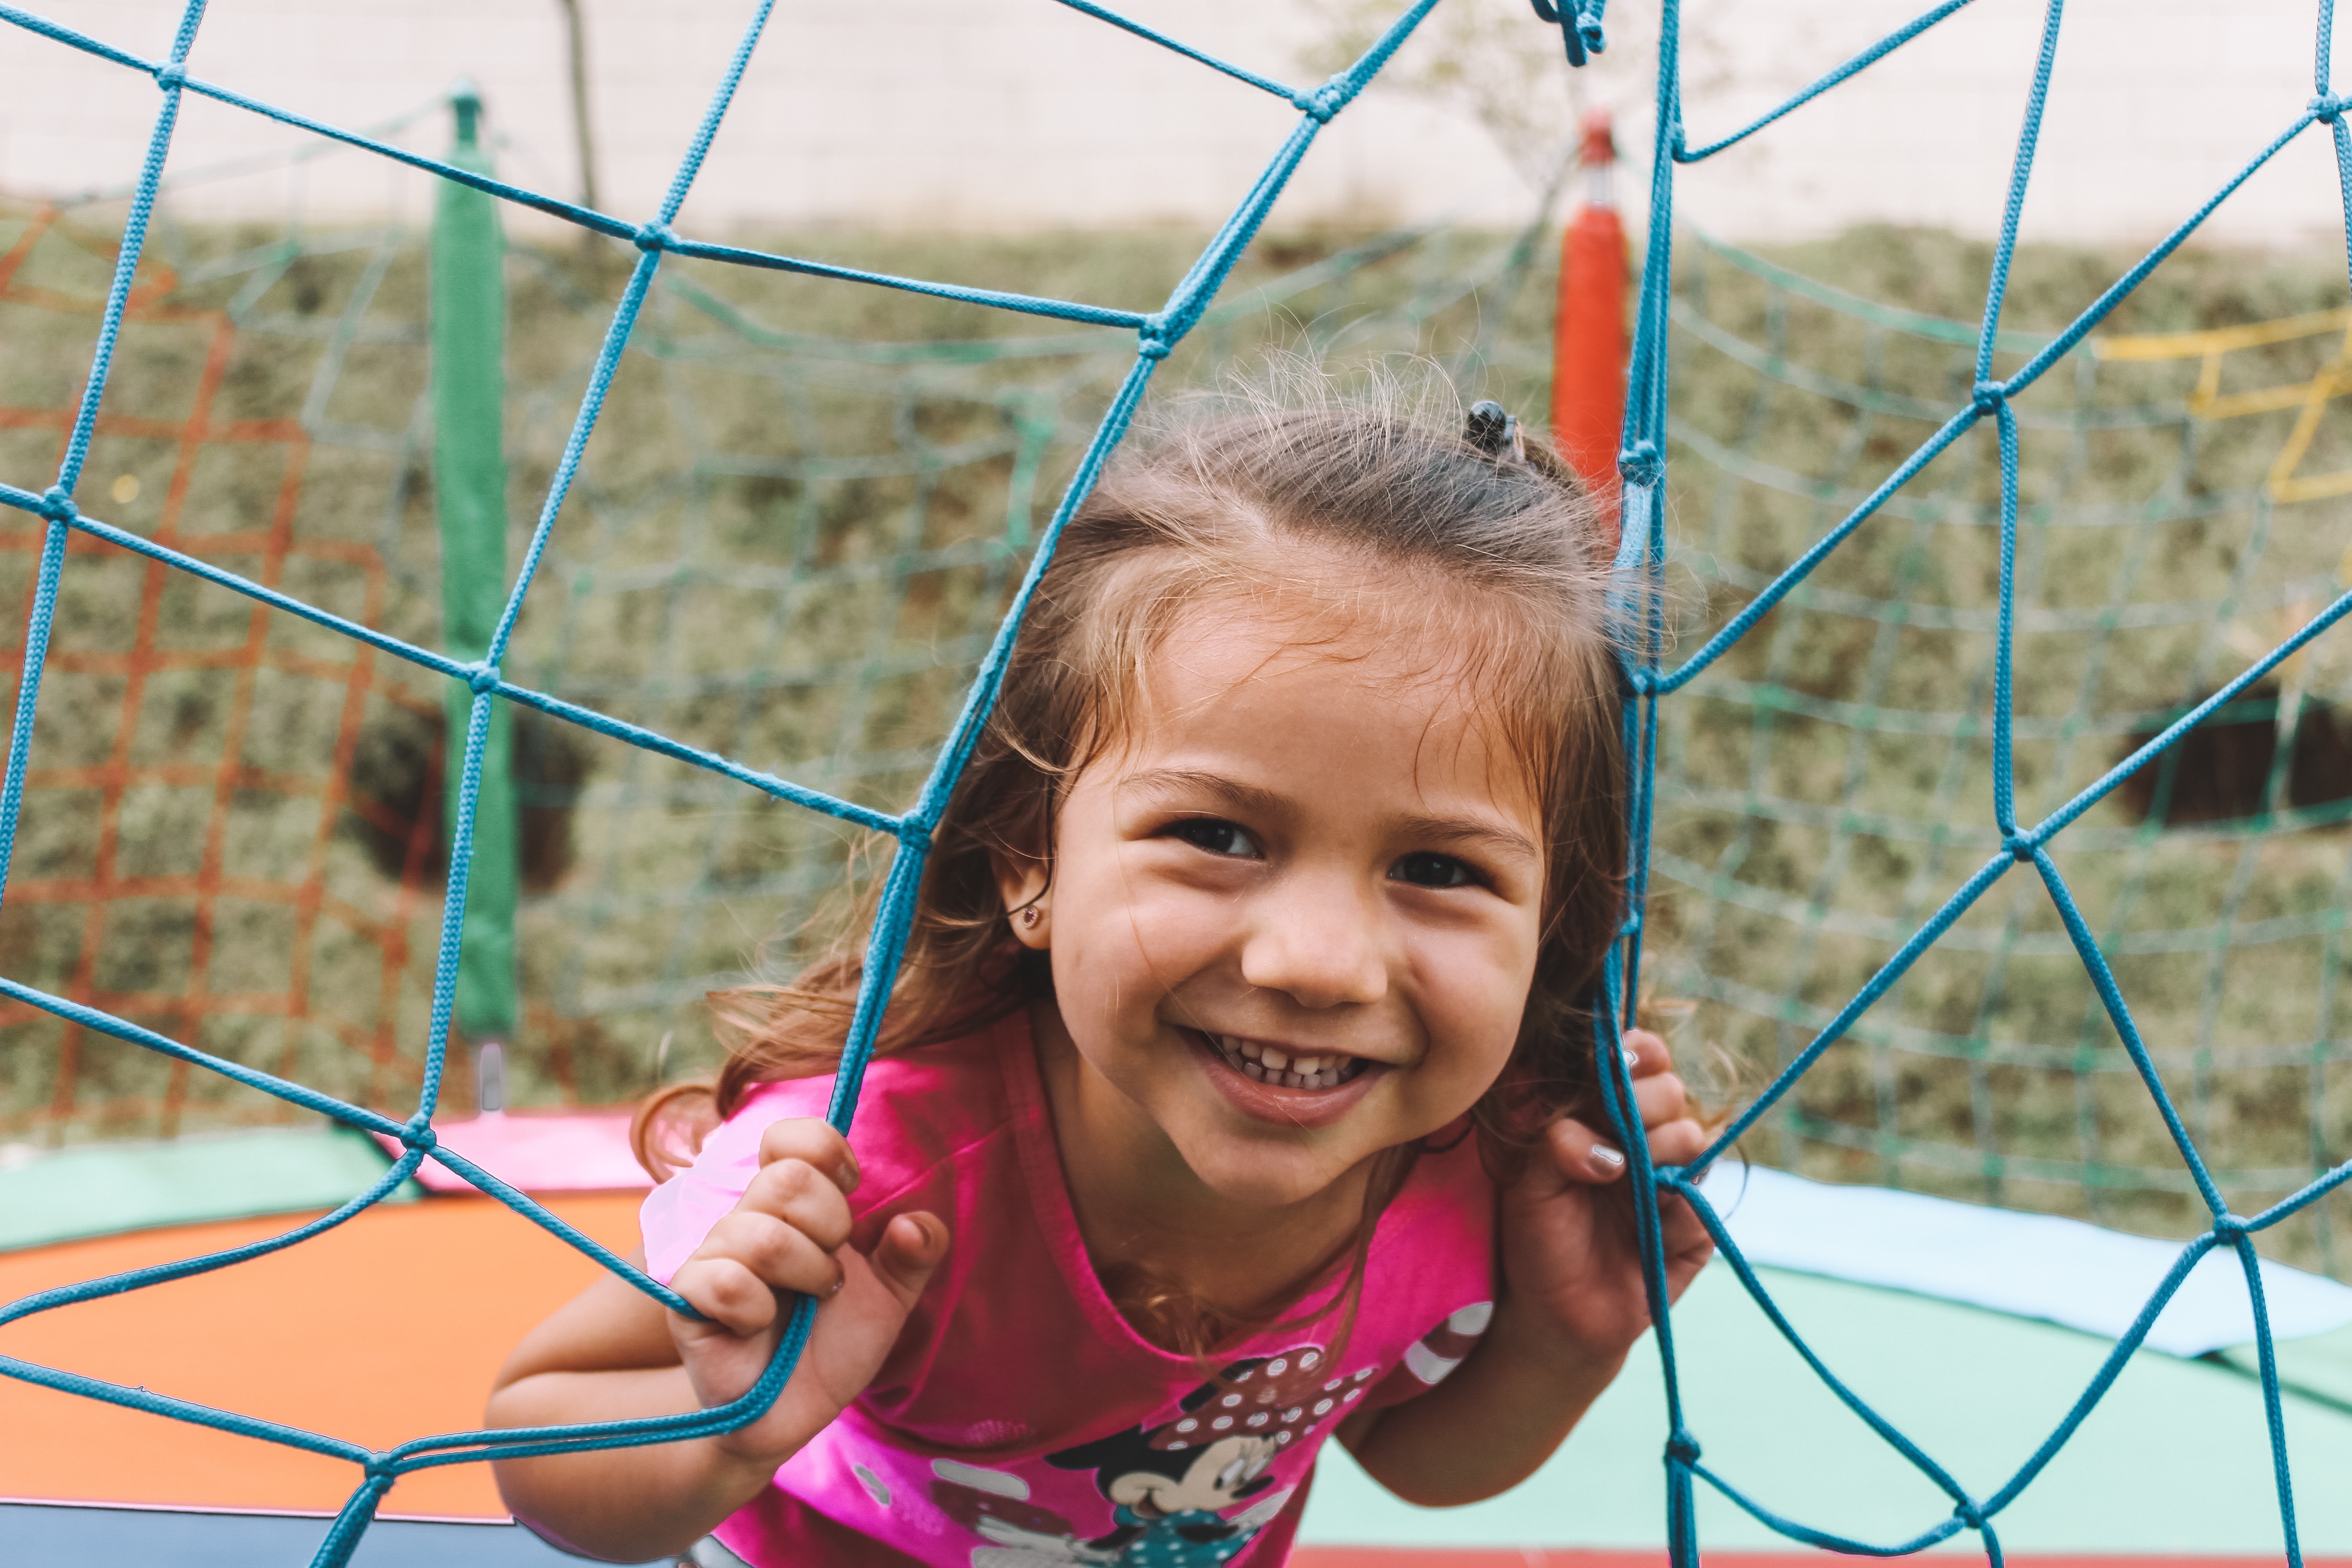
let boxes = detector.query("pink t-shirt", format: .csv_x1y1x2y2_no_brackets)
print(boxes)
640,1009,1498,1568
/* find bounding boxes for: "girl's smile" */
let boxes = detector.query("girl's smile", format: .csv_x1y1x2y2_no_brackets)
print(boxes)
1005,577,1547,1220
1189,1028,1385,1129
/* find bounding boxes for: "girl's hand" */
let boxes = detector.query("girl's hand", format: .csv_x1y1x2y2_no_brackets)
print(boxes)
1494,1028,1714,1377
666,1117,950,1467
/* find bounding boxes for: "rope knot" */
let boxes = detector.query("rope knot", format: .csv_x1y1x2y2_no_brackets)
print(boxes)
1617,439,1661,487
1952,1498,1988,1530
2002,830,2034,862
37,485,77,523
1971,379,2007,414
400,1116,437,1154
1665,1428,1701,1465
153,60,187,93
2314,94,2349,123
1528,0,1607,67
633,221,677,254
1292,77,1347,124
2213,1211,2249,1240
1136,329,1173,361
465,661,502,695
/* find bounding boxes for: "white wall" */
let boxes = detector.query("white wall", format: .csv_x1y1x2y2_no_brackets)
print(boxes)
0,0,1529,235
1,0,2349,250
1671,0,2352,251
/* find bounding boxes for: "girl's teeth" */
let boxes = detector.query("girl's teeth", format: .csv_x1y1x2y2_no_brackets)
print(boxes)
1208,1033,1362,1090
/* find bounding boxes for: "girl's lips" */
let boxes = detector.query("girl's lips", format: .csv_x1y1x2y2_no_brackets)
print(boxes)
1183,1029,1388,1130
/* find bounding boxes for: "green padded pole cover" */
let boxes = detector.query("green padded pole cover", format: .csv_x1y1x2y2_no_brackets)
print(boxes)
431,83,519,1044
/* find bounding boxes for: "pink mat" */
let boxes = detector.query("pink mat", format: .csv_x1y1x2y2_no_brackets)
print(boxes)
372,1112,652,1195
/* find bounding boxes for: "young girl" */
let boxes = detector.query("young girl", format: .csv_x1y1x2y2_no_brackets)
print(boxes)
485,382,1715,1567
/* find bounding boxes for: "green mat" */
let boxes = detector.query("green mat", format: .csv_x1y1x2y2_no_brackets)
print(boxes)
2223,1322,2352,1416
0,1128,413,1253
1298,1264,2352,1553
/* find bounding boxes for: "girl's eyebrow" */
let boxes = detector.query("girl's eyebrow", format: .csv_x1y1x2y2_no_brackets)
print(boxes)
1117,768,1286,820
1392,813,1542,867
1118,769,1540,865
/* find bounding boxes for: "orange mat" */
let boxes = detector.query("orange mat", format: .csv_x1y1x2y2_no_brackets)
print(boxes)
0,1192,644,1518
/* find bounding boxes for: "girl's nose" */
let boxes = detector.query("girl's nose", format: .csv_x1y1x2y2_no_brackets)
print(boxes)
1238,877,1388,1009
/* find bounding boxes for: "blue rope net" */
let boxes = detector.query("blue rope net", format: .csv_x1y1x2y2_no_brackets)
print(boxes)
1652,224,2352,1275
0,1,1458,1560
0,0,2344,1563
1608,1,2352,1561
0,141,1554,1147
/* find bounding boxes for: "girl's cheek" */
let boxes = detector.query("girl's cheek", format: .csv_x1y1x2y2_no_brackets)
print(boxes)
1121,887,1236,968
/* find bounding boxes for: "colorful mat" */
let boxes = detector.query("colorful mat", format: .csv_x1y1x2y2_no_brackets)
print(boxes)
1,1503,2342,1568
5,1188,2347,1553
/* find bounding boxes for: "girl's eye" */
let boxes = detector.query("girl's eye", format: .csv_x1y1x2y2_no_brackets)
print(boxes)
1391,852,1479,889
1171,819,1259,859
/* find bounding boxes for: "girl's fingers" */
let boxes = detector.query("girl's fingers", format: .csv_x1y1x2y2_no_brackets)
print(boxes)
1646,1116,1708,1168
865,1211,951,1309
756,1118,861,1197
1660,1189,1714,1254
1631,1069,1689,1131
695,1208,847,1300
1618,1029,1668,1078
1545,1116,1631,1183
739,1155,856,1254
670,1254,782,1337
1593,1039,1691,1132
1547,1112,1710,1183
1657,1190,1718,1290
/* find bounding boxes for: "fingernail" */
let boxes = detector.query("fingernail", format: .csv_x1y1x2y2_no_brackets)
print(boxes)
1592,1143,1626,1172
1622,1047,1641,1073
830,1264,847,1297
834,1153,861,1194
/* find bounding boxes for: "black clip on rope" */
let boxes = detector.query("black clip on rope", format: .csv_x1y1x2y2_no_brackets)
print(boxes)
1528,0,1606,67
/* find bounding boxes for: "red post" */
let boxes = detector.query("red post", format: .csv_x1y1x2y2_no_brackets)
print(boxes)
1551,108,1629,540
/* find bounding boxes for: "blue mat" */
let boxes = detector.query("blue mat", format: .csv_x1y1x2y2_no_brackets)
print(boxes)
0,1500,659,1566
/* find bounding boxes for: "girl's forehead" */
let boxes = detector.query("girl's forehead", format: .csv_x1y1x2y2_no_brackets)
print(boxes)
1149,590,1483,701
1109,597,1544,819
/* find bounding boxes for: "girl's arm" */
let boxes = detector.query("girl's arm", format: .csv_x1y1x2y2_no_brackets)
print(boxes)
487,1263,782,1561
486,1119,949,1563
1337,1029,1714,1505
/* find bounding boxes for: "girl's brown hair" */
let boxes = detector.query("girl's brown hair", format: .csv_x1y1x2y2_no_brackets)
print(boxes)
636,370,1630,1355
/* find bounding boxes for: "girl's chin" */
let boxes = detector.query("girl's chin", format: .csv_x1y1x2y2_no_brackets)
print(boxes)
1182,1026,1389,1132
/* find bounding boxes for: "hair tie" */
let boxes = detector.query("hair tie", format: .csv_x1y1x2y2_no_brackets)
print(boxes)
1465,399,1527,462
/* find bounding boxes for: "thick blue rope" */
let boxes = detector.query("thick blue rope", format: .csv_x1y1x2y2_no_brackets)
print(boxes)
0,3,1472,1563
1612,0,2352,1562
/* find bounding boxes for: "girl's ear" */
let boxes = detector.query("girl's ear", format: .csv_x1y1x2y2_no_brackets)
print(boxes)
991,850,1052,950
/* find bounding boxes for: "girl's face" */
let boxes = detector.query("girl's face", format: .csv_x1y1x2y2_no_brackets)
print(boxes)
1016,591,1547,1210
